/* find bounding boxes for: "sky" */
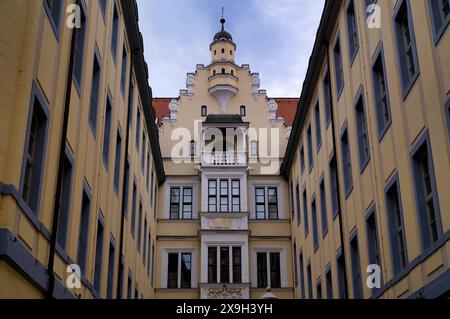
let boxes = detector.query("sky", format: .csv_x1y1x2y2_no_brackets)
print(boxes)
136,0,325,98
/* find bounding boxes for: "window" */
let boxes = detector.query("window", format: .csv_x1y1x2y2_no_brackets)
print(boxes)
150,171,154,206
118,257,124,299
290,181,295,220
300,144,305,173
131,181,137,236
350,234,363,299
337,251,347,299
316,281,323,299
257,252,281,288
232,180,240,212
141,135,146,172
56,152,73,250
136,108,141,149
334,36,344,97
170,187,193,219
303,189,309,236
222,68,225,74
293,243,298,286
147,231,152,276
329,155,339,217
208,247,242,284
22,90,48,214
208,180,217,212
128,82,134,128
394,0,419,97
146,153,150,190
73,5,87,90
208,247,217,283
386,178,407,275
77,188,91,274
296,184,301,226
93,217,105,292
325,268,333,299
121,44,128,95
240,105,246,116
88,53,101,135
299,252,305,299
411,135,441,250
312,197,319,251
183,188,193,219
372,46,391,138
341,127,353,196
307,125,314,171
233,247,242,284
355,92,370,170
190,140,196,158
255,187,278,220
323,70,332,126
114,129,122,192
106,240,115,299
143,220,147,264
102,97,112,167
320,179,328,236
151,243,155,286
315,103,322,151
170,188,180,219
250,140,258,157
127,272,132,299
111,4,119,61
124,160,130,217
167,252,192,289
221,48,225,54
99,0,107,18
306,263,313,299
429,0,450,42
346,0,359,62
220,180,229,212
366,207,382,292
201,105,207,117
44,0,63,36
137,202,142,251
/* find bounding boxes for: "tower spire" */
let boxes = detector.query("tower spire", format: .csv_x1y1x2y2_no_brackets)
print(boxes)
220,7,225,31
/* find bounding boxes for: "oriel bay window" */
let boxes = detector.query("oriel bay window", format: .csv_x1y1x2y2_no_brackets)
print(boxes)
208,246,242,284
255,187,279,220
167,252,192,289
208,179,241,213
170,187,193,220
257,252,281,289
220,180,229,212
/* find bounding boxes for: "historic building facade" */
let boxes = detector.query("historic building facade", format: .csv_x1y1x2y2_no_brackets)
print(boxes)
281,0,450,299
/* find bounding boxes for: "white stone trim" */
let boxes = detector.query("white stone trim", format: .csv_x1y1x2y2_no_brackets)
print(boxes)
163,179,199,219
251,247,287,289
249,181,285,219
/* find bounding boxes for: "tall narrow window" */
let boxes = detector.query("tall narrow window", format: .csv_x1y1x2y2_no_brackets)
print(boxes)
146,153,150,190
270,253,281,288
135,108,141,149
137,202,142,251
341,127,353,196
350,235,363,299
22,93,48,214
355,93,370,170
114,129,122,192
141,135,146,172
299,253,305,299
56,152,73,249
315,103,322,151
150,171,154,206
93,217,104,292
394,0,419,96
111,4,119,61
123,160,130,217
106,240,115,299
346,0,359,62
316,281,323,299
147,232,152,276
429,0,450,41
255,188,266,220
130,182,137,237
77,189,91,274
102,98,112,167
99,0,107,18
296,184,301,225
366,208,382,292
233,247,242,284
127,272,132,299
303,189,309,236
190,140,196,158
325,268,333,299
323,70,332,126
121,44,128,95
300,144,305,173
334,36,344,96
268,188,278,220
337,252,347,299
320,179,328,236
307,125,314,170
240,105,246,117
220,180,228,212
170,187,180,219
183,187,193,219
45,0,63,35
180,253,192,288
128,82,134,128
311,198,319,251
307,263,313,299
208,180,217,212
329,155,339,217
250,140,258,157
411,137,441,250
220,247,230,283
386,179,407,274
73,5,86,89
88,53,101,135
293,243,298,287
208,247,217,283
118,257,124,299
372,48,391,138
167,253,178,289
232,180,240,212
257,252,281,288
201,105,207,117
290,181,295,219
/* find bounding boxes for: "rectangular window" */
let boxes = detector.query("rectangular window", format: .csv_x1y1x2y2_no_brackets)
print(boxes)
77,189,90,274
341,127,353,196
44,0,63,36
394,0,419,97
270,253,281,288
208,247,217,283
257,252,281,289
350,235,363,299
127,272,132,299
429,0,450,41
137,202,142,251
124,160,130,217
73,6,86,89
131,182,137,237
111,3,119,61
316,281,322,299
146,153,150,190
170,187,180,219
147,232,151,276
151,243,155,286
293,243,298,286
106,240,115,299
311,198,319,251
208,247,242,285
325,268,333,299
323,70,332,126
411,137,441,250
386,179,407,275
307,125,314,171
102,98,112,167
355,94,370,170
180,253,192,288
128,82,134,128
167,253,178,289
256,188,266,220
255,187,278,220
366,208,382,292
143,219,147,264
233,247,242,284
220,247,230,284
296,184,301,225
337,252,347,299
220,180,229,212
136,108,141,149
300,144,305,173
299,253,305,299
93,217,104,292
334,36,344,97
329,155,339,217
372,48,391,138
118,257,124,299
268,188,278,220
231,180,240,212
22,93,48,214
315,103,322,151
303,189,309,236
208,180,217,212
141,135,146,172
121,44,128,95
307,263,313,299
320,179,328,236
346,0,359,62
183,187,193,219
56,152,73,250
150,171,154,206
114,129,122,192
290,181,295,219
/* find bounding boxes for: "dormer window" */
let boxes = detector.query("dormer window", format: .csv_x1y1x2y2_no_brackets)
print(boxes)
201,105,207,117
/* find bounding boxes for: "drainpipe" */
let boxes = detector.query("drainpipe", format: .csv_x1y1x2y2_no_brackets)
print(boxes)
323,41,349,299
46,0,80,299
116,49,139,299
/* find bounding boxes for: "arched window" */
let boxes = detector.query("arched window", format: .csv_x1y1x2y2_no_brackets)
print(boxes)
230,50,233,55
214,50,217,55
240,105,246,116
221,48,225,53
190,140,196,157
213,70,216,76
222,68,225,74
250,140,258,157
231,70,234,76
201,105,207,117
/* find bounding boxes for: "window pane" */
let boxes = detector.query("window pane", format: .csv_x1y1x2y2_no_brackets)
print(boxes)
270,253,281,288
181,253,192,288
220,247,229,283
257,253,268,288
208,247,217,283
167,253,178,288
232,247,242,284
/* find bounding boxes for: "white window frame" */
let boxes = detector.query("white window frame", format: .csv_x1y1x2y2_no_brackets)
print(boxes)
250,182,285,219
252,247,287,289
161,248,197,289
207,245,243,284
163,180,199,219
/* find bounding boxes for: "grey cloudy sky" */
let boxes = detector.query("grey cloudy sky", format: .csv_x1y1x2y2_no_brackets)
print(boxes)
136,0,325,98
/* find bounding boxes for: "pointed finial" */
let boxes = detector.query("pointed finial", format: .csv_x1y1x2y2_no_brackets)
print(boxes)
220,7,225,31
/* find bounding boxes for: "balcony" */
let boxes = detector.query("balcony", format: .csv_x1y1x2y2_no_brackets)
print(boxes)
201,151,247,167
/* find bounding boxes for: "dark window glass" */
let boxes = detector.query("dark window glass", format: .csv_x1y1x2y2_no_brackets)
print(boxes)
255,188,266,220
320,180,328,236
307,125,314,170
131,182,137,236
326,269,333,299
323,70,332,126
350,235,363,299
312,198,319,250
181,253,192,288
136,108,141,149
240,105,246,116
77,190,91,274
300,144,305,173
303,189,309,236
268,188,278,220
111,4,119,61
121,44,127,95
127,273,132,299
170,187,180,220
372,50,391,137
299,253,305,299
429,0,450,38
355,95,370,168
106,241,115,299
102,98,112,166
201,105,207,117
296,184,301,225
183,188,193,219
88,54,101,135
346,0,359,60
56,154,73,249
232,180,240,212
341,128,353,195
137,202,142,251
329,155,339,216
257,253,268,288
45,0,63,33
114,130,122,192
208,247,217,283
220,247,230,283
337,253,347,299
315,103,322,150
73,6,87,89
93,218,104,292
167,253,178,289
334,37,344,95
220,180,228,212
270,253,281,288
317,281,323,299
208,180,217,212
307,264,313,299
233,247,242,284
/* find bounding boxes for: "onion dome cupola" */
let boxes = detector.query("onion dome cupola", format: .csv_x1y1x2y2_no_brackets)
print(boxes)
210,17,236,63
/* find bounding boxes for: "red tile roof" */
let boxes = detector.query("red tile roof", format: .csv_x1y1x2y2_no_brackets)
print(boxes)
153,98,172,126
